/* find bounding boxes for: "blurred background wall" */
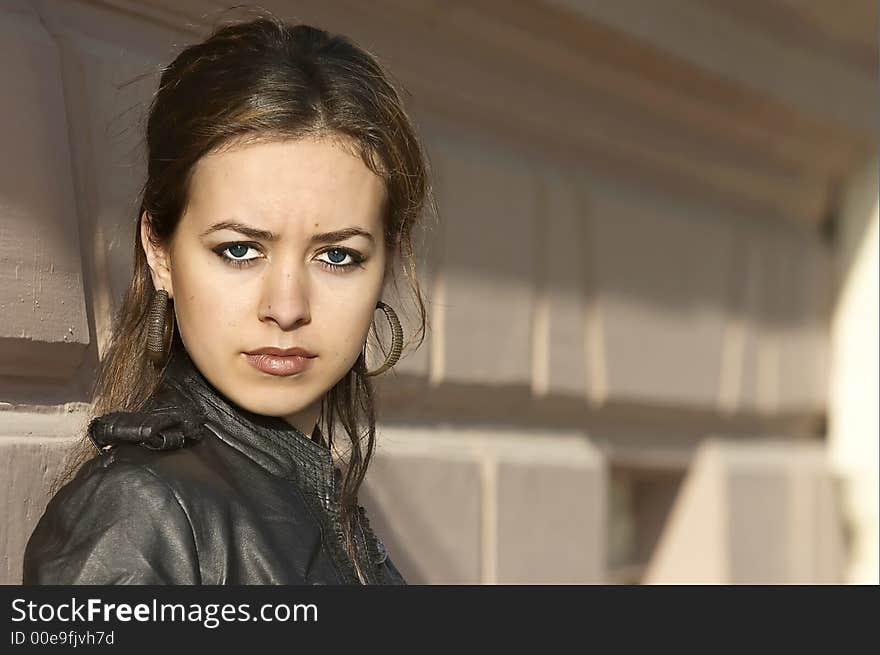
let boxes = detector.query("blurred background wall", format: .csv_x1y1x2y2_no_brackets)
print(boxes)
1,0,877,584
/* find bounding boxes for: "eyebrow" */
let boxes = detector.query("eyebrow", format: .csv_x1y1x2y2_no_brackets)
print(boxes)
199,221,374,245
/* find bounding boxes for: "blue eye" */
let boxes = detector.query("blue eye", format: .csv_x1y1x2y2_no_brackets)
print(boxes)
213,242,261,269
327,249,347,264
212,243,364,272
316,248,363,272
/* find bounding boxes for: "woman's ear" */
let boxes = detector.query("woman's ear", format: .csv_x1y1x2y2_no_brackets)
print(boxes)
140,211,174,297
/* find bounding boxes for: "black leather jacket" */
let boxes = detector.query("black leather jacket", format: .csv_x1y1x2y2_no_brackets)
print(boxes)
22,340,406,585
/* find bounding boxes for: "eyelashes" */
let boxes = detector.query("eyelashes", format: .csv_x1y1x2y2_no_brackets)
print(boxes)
213,242,261,268
211,242,365,272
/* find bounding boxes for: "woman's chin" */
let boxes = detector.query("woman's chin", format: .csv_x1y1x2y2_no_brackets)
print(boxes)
230,391,320,422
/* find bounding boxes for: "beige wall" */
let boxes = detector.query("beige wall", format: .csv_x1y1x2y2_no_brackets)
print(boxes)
1,0,875,584
827,157,879,584
644,439,845,584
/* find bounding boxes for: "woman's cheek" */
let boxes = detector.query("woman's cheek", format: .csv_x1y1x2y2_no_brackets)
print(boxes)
174,284,226,342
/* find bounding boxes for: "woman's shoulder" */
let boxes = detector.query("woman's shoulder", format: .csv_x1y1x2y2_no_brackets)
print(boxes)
22,444,203,584
37,438,216,531
69,440,202,499
25,417,231,547
39,448,177,536
81,395,224,497
61,434,231,524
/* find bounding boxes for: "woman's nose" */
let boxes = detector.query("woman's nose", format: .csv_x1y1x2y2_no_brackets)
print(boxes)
257,262,311,330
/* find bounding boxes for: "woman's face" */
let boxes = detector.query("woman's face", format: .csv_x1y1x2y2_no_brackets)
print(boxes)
141,136,388,436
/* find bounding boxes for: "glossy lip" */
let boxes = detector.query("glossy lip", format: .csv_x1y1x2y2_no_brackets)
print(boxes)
245,346,317,358
244,346,317,377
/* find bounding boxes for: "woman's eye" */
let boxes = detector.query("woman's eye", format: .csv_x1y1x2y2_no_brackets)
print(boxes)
212,243,363,272
316,248,363,272
213,243,261,268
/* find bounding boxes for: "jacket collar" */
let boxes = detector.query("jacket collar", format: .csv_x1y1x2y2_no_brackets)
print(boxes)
157,336,338,497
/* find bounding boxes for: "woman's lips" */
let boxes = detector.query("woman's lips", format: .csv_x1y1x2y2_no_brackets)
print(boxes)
244,353,315,376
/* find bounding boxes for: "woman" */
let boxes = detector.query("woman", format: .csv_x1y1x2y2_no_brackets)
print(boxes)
22,15,431,585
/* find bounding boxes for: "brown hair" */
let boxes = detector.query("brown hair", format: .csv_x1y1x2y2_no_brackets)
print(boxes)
58,11,432,582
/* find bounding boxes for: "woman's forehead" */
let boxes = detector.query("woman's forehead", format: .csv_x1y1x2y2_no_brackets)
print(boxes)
184,137,386,234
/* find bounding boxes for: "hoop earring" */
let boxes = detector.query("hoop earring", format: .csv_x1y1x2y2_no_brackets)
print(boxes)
146,288,175,366
362,301,403,377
